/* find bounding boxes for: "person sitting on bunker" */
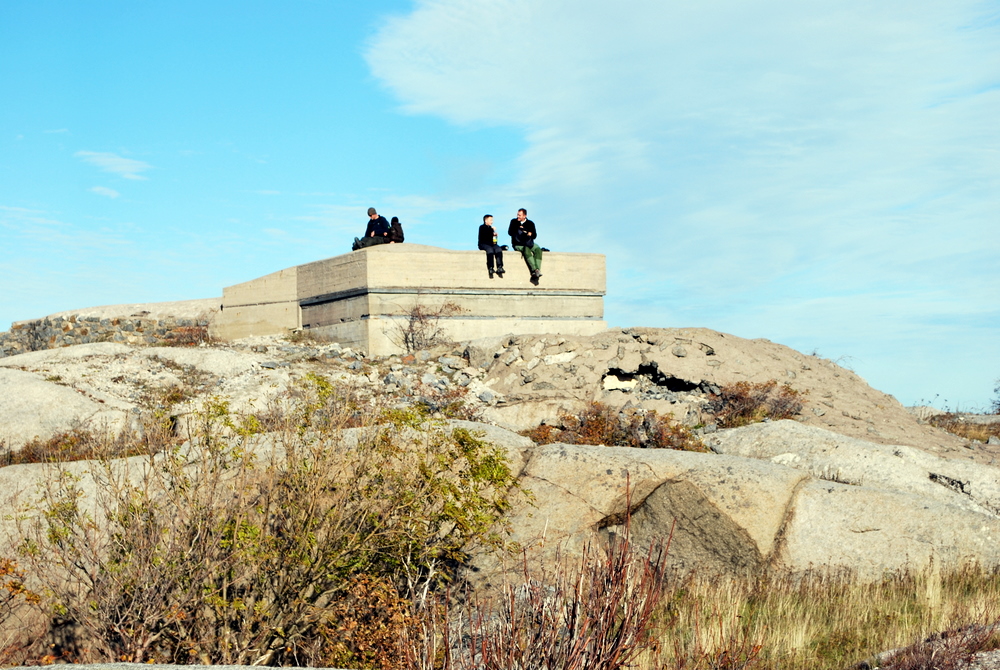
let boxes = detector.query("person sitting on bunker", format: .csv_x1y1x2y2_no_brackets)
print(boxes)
388,216,405,243
353,207,391,250
478,214,505,278
508,207,543,284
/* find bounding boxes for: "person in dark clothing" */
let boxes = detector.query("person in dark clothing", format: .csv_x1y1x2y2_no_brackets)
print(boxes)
508,208,543,284
478,214,504,278
353,207,391,250
389,216,405,243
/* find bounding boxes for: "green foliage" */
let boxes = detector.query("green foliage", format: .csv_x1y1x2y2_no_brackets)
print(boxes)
13,379,520,666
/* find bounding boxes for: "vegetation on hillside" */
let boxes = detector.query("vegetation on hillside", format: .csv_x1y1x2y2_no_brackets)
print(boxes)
4,374,520,666
4,373,1000,668
524,380,805,451
523,401,707,451
929,414,1000,444
705,379,805,428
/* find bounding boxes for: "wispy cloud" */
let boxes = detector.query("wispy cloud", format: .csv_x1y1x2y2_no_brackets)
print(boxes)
44,128,69,134
367,0,1000,406
89,186,120,199
75,151,152,180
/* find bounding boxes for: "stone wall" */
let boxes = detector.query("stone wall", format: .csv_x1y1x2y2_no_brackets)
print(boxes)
0,314,213,358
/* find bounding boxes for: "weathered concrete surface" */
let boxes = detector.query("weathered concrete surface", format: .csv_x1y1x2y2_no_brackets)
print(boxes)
213,244,607,354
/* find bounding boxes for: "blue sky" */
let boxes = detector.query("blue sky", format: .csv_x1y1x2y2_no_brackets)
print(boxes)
2,0,998,410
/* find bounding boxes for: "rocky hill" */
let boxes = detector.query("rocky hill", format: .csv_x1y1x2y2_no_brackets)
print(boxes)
2,303,1000,583
3,316,991,464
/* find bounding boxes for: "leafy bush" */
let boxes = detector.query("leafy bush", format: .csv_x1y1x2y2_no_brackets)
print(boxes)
12,374,519,666
523,401,706,451
706,380,804,428
0,558,39,666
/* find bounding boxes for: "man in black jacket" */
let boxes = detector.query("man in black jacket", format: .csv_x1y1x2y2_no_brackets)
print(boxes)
353,207,391,250
478,214,504,278
508,208,542,284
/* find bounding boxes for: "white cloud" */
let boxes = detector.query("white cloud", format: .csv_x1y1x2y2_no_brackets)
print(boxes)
75,150,152,180
89,186,120,199
367,0,1000,407
44,128,69,134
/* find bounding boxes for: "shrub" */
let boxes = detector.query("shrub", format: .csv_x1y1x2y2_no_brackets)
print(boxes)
877,624,999,670
2,408,182,468
13,375,520,666
0,558,40,666
706,380,804,428
163,325,213,346
523,401,706,452
464,488,671,670
389,302,465,354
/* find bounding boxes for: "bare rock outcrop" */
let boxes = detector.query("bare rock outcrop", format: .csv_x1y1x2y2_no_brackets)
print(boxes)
472,327,982,461
473,426,1000,584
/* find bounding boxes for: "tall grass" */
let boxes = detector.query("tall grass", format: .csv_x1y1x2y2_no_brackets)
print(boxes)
929,413,1000,444
650,564,1000,669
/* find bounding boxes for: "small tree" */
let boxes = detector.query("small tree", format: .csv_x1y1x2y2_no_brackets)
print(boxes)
389,301,464,354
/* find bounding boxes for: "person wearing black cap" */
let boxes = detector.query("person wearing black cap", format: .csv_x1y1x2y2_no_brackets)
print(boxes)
353,207,391,250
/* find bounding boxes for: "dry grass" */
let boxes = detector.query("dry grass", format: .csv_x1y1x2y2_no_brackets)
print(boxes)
648,564,1000,670
523,401,706,452
929,414,1000,443
162,324,214,346
706,380,804,428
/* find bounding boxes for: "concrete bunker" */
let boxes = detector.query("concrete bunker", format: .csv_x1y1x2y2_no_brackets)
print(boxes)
212,244,608,355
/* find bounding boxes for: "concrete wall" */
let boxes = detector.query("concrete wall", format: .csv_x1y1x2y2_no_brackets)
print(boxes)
213,244,607,353
213,267,300,340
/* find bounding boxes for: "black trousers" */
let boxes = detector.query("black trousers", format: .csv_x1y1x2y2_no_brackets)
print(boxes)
478,243,504,271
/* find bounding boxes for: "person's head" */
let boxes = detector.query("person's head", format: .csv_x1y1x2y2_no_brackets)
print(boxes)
516,208,527,222
367,207,378,219
483,214,493,225
391,216,399,225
